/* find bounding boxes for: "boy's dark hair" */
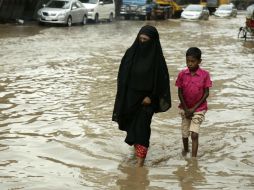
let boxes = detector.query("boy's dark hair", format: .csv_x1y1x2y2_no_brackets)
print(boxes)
186,47,202,60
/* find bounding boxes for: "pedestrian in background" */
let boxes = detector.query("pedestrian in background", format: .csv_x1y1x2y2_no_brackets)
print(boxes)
175,47,212,157
112,25,171,167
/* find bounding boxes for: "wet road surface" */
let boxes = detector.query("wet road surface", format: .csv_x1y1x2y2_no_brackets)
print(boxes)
0,14,254,190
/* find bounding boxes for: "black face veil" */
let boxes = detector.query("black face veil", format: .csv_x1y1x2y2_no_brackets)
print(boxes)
112,25,171,128
128,26,158,91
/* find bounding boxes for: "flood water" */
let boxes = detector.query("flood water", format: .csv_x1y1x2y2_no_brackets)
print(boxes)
0,14,254,190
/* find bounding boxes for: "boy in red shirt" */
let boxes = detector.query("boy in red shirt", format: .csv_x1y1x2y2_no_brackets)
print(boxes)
175,47,212,157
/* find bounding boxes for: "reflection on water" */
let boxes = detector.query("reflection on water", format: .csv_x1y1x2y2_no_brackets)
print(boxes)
117,165,150,190
174,159,206,190
0,15,254,189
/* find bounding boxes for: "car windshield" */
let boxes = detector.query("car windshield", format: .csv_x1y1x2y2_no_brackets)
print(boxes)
246,4,254,18
47,0,71,9
185,5,202,11
79,0,97,4
218,5,232,10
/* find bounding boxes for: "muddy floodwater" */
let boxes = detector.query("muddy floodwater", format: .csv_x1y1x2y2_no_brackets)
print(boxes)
0,14,254,190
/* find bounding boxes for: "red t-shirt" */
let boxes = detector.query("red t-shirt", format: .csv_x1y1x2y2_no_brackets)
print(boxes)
175,67,212,112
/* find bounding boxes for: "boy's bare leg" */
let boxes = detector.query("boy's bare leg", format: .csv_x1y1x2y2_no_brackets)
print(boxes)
136,157,145,167
182,137,189,156
191,132,199,157
182,137,189,152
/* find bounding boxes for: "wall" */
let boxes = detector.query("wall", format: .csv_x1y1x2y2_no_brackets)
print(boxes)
0,0,50,22
0,0,122,22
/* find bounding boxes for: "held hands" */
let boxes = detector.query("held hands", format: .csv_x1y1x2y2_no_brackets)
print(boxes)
142,96,151,106
184,108,195,119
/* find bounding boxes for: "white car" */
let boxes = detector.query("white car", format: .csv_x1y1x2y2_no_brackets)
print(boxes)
37,0,88,26
80,0,115,23
181,4,209,20
214,4,237,18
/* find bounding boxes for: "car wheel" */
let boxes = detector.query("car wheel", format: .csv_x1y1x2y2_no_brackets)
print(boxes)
108,13,113,22
124,15,130,20
94,14,99,23
38,21,45,26
139,15,146,20
203,14,208,20
163,10,169,20
67,16,72,27
146,13,151,20
82,15,87,25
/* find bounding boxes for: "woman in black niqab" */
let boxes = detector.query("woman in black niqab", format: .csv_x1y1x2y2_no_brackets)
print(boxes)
112,25,171,166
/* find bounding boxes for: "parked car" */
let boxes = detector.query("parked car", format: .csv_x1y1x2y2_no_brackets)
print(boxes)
37,0,88,26
181,4,209,20
214,4,237,18
80,0,115,23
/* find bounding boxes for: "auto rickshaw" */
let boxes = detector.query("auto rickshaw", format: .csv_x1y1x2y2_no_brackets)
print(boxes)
238,4,254,41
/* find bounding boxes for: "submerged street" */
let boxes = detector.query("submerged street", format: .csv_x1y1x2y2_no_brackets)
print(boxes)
0,14,254,189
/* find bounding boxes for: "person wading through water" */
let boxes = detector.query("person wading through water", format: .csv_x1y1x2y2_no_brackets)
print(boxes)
112,25,171,167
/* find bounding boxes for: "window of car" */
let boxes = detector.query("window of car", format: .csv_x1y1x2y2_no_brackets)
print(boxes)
76,1,83,7
185,5,202,11
72,2,78,9
79,0,97,4
218,5,232,10
103,0,113,4
47,0,71,9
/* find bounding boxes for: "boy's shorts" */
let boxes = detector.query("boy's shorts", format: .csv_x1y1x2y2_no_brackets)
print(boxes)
180,110,206,138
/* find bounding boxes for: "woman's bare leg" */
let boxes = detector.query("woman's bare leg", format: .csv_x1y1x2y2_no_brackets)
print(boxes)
136,157,145,167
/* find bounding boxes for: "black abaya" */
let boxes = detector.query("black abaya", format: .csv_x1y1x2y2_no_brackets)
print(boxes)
112,25,171,148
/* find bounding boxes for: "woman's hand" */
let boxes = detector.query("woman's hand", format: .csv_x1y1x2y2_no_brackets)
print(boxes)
142,96,151,106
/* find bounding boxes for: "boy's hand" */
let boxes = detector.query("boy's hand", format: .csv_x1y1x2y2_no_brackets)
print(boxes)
142,96,151,106
185,108,195,119
185,111,193,119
